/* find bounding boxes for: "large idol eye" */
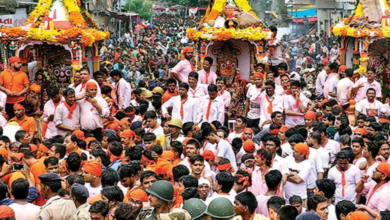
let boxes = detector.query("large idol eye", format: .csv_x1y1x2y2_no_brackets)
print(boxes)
221,63,226,69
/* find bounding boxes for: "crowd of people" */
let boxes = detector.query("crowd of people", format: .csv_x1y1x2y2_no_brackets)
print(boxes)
0,14,390,220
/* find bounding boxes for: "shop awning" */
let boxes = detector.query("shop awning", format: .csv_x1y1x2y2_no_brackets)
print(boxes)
107,10,140,22
293,17,317,23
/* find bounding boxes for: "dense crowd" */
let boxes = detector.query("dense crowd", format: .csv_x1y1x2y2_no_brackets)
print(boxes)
0,15,390,220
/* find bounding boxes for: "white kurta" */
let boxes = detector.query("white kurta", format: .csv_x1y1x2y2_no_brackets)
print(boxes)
77,97,109,130
54,103,80,137
75,79,102,98
197,96,225,125
115,78,132,110
43,98,65,139
161,96,197,124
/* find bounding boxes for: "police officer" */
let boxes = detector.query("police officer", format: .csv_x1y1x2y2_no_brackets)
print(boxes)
138,180,191,220
71,183,91,220
183,198,207,220
38,173,76,220
205,197,235,220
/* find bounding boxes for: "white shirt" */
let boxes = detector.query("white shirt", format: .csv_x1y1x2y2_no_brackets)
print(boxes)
324,139,341,163
189,83,208,102
337,78,354,105
351,77,382,102
219,90,231,110
54,102,80,137
115,78,132,110
316,69,327,96
227,131,243,144
259,93,284,126
161,96,197,124
146,125,164,139
216,139,237,170
75,79,102,98
197,96,225,125
284,157,312,200
328,76,339,99
43,97,65,139
198,69,217,85
271,155,289,175
284,93,310,126
77,97,109,130
316,146,330,169
307,148,324,189
356,99,385,118
328,164,361,203
246,85,262,119
10,203,40,220
85,183,102,200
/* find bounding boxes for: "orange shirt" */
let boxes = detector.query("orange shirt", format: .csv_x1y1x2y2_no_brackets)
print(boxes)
30,160,47,184
11,115,36,133
162,90,178,104
0,69,29,103
173,158,182,167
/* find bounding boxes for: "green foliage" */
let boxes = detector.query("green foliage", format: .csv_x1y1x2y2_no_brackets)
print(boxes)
124,0,153,20
159,0,208,6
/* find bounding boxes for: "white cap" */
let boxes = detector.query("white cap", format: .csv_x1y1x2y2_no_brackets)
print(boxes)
198,178,211,187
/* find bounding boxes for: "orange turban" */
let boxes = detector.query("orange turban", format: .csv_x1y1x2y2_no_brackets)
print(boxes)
379,117,390,124
10,153,23,162
349,211,370,220
353,128,367,135
183,46,193,54
377,163,390,177
108,123,120,131
243,128,253,134
304,111,317,120
13,103,25,110
162,151,174,161
294,143,310,159
243,140,256,152
0,148,7,157
339,65,347,72
73,130,85,140
120,118,131,126
130,188,148,203
38,144,50,153
270,129,279,135
84,162,103,177
30,144,38,152
30,84,41,92
8,56,21,64
202,150,215,160
280,125,290,133
120,130,135,138
253,72,264,79
0,206,15,218
86,81,98,89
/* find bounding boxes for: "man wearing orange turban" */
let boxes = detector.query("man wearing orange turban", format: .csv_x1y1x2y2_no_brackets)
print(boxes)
242,128,254,141
283,142,312,201
75,68,101,100
171,46,195,83
349,211,370,220
0,56,29,119
356,162,390,216
129,188,148,213
245,70,264,128
120,130,135,148
304,110,317,130
0,205,15,218
83,162,103,199
77,72,110,141
10,103,36,140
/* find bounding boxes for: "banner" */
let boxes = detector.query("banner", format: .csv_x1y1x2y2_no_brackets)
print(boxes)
0,8,27,28
189,7,198,16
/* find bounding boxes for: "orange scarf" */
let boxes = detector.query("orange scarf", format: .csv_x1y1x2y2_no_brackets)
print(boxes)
206,98,214,121
180,98,188,119
266,95,274,114
64,102,77,119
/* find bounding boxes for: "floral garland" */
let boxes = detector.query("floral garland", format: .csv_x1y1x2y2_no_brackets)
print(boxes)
331,24,387,38
0,27,28,38
234,0,252,12
63,0,88,28
25,0,53,26
187,27,269,41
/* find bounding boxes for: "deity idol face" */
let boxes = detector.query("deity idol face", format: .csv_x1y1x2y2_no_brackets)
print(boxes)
54,64,72,83
219,58,237,76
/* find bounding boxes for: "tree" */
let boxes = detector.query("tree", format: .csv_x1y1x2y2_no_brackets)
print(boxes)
124,0,153,20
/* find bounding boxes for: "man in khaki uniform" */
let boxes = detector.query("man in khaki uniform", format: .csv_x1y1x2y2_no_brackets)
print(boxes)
39,173,76,220
71,183,91,220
